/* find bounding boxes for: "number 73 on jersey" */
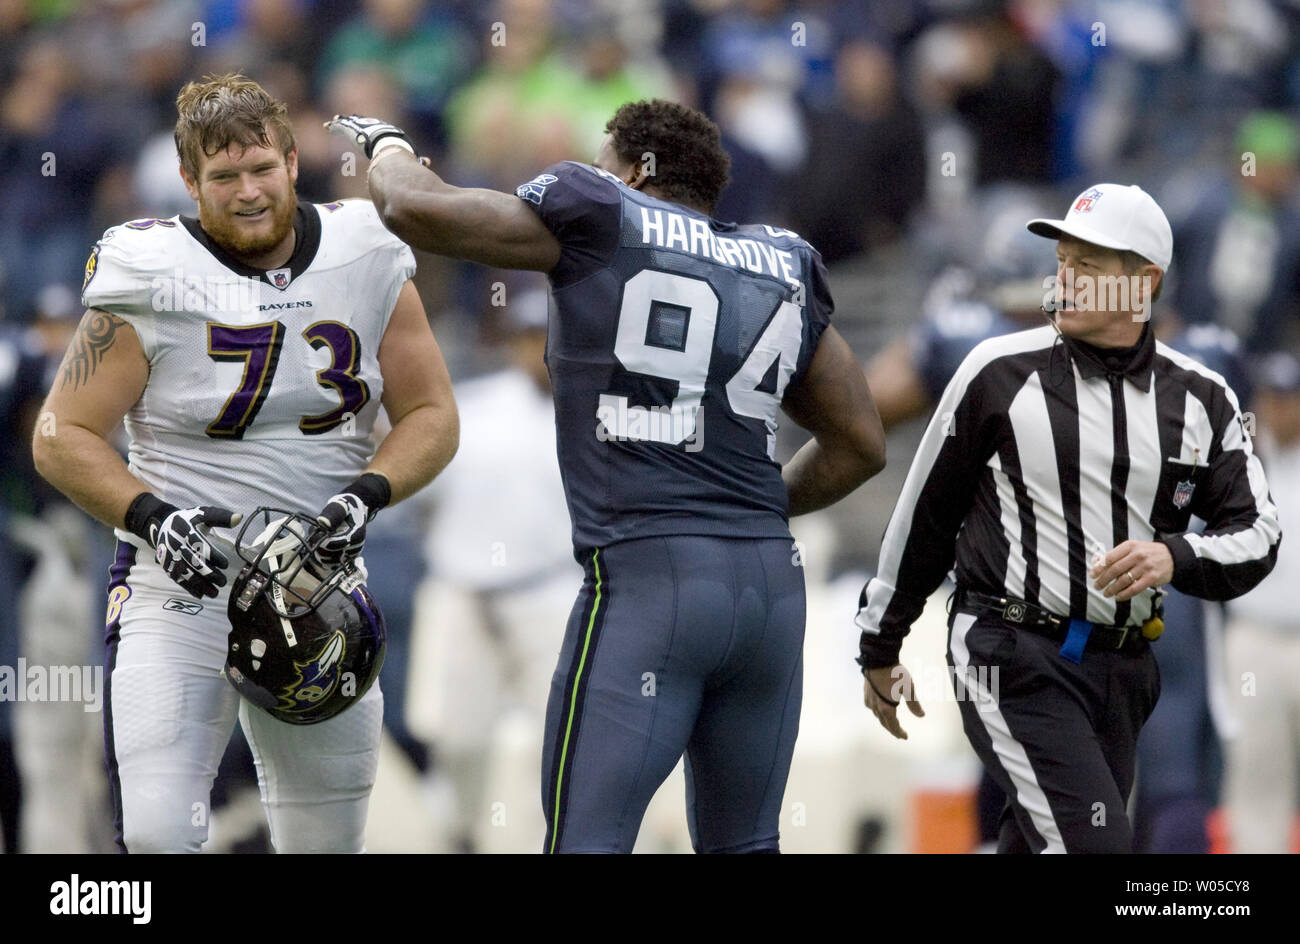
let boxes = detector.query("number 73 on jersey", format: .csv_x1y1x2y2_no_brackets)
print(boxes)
204,318,369,439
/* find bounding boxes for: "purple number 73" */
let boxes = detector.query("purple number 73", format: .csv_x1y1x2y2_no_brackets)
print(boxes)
205,320,370,439
299,321,371,435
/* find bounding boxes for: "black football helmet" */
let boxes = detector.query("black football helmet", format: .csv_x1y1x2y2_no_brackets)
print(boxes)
225,508,386,725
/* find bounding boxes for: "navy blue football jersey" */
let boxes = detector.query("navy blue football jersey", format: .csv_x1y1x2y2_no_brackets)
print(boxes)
0,326,50,515
1164,323,1253,410
909,299,1019,402
516,161,833,552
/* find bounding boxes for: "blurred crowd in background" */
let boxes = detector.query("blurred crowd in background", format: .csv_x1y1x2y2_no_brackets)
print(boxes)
2,0,1300,853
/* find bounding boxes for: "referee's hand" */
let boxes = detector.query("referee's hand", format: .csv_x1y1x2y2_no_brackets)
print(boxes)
1090,539,1175,601
863,664,925,740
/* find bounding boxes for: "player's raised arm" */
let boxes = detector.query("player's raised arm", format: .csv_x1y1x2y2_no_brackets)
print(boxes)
326,114,561,272
780,325,887,516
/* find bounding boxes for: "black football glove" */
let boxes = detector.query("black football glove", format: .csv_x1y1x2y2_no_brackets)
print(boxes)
325,114,415,160
125,493,242,599
309,473,391,575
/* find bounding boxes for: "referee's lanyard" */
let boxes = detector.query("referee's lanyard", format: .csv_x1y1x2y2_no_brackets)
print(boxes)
1061,619,1093,664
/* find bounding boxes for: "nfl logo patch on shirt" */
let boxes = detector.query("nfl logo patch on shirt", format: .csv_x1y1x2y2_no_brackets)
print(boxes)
1173,479,1195,509
268,268,291,290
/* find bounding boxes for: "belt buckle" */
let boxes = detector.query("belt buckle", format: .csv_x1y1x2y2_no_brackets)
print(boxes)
1002,600,1027,623
1113,624,1132,650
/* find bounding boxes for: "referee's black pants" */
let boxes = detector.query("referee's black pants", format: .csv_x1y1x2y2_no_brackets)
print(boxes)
946,602,1161,853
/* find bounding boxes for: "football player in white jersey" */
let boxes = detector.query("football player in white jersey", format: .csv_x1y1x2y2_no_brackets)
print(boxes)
31,74,458,853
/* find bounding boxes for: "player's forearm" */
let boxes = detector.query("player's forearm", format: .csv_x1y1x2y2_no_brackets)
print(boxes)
369,155,558,270
784,436,884,517
365,402,459,506
370,158,502,259
368,154,457,249
32,423,148,531
866,341,932,431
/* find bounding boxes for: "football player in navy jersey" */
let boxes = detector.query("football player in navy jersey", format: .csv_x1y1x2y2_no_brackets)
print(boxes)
331,100,886,853
0,321,48,853
867,209,1050,428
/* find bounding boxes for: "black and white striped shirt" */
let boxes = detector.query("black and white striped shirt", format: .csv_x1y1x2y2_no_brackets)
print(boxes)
856,324,1281,668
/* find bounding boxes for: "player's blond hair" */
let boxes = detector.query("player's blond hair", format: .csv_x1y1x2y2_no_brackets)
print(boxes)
174,73,295,179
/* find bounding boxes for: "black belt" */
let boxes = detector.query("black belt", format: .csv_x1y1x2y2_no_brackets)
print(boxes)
953,588,1149,654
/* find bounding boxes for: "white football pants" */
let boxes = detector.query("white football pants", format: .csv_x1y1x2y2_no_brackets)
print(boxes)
105,541,382,853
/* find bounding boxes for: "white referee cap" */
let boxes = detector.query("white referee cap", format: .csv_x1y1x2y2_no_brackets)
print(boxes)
1027,183,1173,272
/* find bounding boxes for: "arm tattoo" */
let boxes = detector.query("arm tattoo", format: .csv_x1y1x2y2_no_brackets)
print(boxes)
60,310,127,392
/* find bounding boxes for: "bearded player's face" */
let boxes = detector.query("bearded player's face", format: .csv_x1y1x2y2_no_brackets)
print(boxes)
182,141,298,260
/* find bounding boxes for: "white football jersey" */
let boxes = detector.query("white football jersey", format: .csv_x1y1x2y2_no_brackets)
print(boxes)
81,199,415,554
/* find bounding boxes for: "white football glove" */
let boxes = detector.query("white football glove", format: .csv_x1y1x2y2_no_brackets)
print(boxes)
309,473,391,575
125,494,242,599
325,114,415,160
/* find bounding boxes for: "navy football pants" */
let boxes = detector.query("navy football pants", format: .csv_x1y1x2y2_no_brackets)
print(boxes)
542,535,805,854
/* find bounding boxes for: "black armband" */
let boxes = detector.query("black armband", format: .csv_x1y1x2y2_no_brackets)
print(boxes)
346,473,392,517
123,492,178,545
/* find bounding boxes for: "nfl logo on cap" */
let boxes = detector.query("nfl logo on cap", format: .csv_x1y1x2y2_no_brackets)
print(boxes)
1027,183,1174,273
1073,188,1103,213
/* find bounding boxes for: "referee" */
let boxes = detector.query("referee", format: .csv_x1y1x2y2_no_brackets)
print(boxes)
855,183,1282,853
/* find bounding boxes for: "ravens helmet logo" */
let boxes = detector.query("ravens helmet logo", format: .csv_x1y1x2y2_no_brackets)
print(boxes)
226,508,386,724
278,631,347,712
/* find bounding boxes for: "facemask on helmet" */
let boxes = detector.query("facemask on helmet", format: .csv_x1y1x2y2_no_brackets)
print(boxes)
224,508,386,725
